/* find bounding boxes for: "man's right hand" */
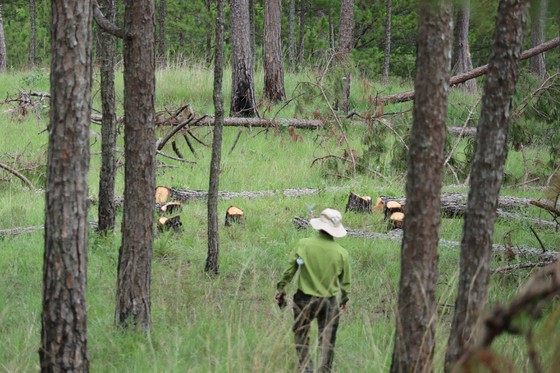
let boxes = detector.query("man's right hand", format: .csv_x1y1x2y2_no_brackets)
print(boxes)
274,291,287,308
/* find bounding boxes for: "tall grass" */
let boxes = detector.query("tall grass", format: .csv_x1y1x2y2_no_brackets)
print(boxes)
1,67,559,372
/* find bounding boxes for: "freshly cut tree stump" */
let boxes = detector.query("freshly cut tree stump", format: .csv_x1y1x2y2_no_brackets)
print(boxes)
159,201,182,214
385,201,404,220
155,186,172,203
157,215,182,232
345,192,372,213
388,212,405,230
225,206,244,226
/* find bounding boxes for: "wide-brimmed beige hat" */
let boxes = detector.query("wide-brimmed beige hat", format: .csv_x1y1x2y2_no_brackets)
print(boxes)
310,208,347,238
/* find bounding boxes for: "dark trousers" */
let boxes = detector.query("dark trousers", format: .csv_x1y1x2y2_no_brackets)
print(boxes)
292,290,340,372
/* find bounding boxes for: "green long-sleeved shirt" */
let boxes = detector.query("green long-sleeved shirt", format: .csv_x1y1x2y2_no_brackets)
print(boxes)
277,231,351,304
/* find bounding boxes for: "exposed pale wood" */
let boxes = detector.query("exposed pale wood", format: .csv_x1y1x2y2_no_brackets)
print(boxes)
225,206,244,226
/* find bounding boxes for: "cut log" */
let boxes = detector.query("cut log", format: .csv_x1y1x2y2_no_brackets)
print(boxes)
448,127,477,137
384,201,404,220
292,217,559,261
157,216,182,232
388,212,405,230
345,192,372,213
225,206,244,226
155,186,172,203
159,201,182,214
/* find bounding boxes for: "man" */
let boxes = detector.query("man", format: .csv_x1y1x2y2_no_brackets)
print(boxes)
275,208,351,372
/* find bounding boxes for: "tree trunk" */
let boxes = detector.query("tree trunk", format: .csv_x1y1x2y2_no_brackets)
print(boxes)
529,0,547,79
115,0,156,330
338,0,354,115
452,0,477,93
40,1,92,371
230,0,258,117
297,0,306,67
97,0,117,234
382,0,392,84
248,0,256,66
390,0,452,372
157,0,166,60
206,0,225,275
445,0,530,370
263,0,286,102
28,0,36,68
288,0,296,72
0,3,6,72
205,0,212,64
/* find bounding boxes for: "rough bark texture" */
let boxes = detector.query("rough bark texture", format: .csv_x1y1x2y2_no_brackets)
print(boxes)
263,0,285,102
288,0,296,72
97,0,117,234
338,0,354,115
206,0,225,275
157,0,166,59
40,1,92,371
390,1,452,372
0,4,6,72
382,0,392,84
529,0,547,79
29,0,36,68
297,0,306,67
445,0,530,370
115,0,156,330
230,0,258,117
452,0,477,93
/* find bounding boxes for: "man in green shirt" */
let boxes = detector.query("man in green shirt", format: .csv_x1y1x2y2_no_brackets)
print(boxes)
275,208,351,372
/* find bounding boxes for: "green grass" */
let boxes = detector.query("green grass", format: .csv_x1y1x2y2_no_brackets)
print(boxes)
1,66,559,372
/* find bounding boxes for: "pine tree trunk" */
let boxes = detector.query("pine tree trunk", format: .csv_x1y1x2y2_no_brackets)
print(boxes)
452,0,477,93
205,0,212,64
288,0,296,72
338,0,354,115
206,0,225,275
382,0,392,84
529,0,547,79
230,0,258,117
297,0,306,67
0,4,6,72
28,0,36,68
445,0,529,370
97,0,117,234
115,0,156,330
40,1,92,370
390,0,452,371
263,0,285,102
157,0,166,60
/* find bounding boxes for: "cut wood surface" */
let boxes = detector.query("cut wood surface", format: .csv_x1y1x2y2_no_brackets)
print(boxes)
293,216,559,261
345,192,372,213
225,206,244,226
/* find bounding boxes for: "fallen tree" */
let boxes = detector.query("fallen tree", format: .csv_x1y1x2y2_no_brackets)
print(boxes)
378,37,560,104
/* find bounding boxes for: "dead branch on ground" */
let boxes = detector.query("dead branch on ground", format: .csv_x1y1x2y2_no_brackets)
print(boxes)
0,162,37,190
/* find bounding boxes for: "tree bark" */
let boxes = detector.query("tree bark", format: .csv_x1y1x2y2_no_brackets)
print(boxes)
529,0,547,79
115,0,156,330
445,0,530,370
206,0,225,275
40,1,92,371
263,0,286,102
382,0,392,84
230,0,258,117
288,0,296,72
452,0,477,93
0,3,6,72
338,0,354,115
297,0,306,67
157,0,166,60
28,0,36,68
96,0,117,234
390,0,452,372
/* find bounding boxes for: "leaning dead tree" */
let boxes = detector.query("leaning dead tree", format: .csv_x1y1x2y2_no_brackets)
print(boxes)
378,37,560,104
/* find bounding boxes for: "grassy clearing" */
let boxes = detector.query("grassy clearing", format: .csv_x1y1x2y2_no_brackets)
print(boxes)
1,67,559,372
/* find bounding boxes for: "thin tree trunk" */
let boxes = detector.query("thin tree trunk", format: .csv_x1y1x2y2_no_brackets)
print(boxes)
97,0,117,234
157,0,166,60
230,0,258,117
28,0,36,68
288,0,296,72
390,0,452,372
263,0,285,102
248,0,256,67
452,0,477,93
529,0,547,79
206,0,225,275
205,0,212,64
40,1,92,370
338,0,354,115
382,0,392,84
445,0,530,370
0,3,6,72
297,0,306,67
115,0,156,330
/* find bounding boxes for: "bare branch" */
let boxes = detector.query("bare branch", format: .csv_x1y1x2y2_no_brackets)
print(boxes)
93,0,125,39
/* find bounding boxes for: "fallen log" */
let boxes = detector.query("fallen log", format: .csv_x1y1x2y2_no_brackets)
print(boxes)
448,127,477,137
292,217,559,261
189,117,323,130
378,37,560,104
